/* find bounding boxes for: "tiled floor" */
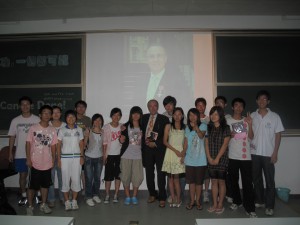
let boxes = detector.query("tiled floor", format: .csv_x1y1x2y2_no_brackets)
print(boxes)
5,189,300,225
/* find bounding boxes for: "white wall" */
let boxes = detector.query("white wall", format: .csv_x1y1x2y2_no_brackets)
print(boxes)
1,15,300,194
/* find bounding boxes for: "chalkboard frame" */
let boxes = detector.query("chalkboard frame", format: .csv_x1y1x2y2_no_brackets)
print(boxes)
214,32,300,135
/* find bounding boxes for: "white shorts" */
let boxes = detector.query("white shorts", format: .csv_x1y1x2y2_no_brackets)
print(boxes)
61,158,81,192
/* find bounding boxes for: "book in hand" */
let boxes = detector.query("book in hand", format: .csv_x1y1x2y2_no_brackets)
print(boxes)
147,131,158,142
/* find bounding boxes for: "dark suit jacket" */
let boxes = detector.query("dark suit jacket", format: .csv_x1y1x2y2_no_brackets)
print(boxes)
141,113,169,152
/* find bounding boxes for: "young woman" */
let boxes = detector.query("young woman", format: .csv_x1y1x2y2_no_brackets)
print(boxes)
184,108,207,210
205,106,231,214
84,114,104,206
119,106,144,205
162,107,187,207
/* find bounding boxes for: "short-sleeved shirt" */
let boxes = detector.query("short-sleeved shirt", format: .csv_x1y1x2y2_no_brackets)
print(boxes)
206,124,231,171
251,108,284,157
227,116,251,160
184,123,207,167
58,125,83,154
26,123,58,170
103,123,122,155
76,115,91,132
8,114,40,159
121,127,142,160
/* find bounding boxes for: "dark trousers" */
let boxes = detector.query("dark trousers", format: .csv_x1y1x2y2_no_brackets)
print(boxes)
143,148,166,201
251,154,275,209
228,159,255,213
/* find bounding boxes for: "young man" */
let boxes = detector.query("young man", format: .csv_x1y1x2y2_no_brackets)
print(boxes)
195,97,210,203
8,96,40,206
227,98,257,218
251,90,284,216
26,105,57,215
74,100,91,196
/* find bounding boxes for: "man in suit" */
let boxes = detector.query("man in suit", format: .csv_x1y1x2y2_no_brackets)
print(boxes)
142,99,169,208
145,45,192,110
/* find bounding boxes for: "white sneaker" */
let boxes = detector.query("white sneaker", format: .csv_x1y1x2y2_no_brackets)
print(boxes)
203,191,209,203
65,200,72,211
226,196,233,203
72,200,79,210
93,196,101,204
39,203,52,214
265,208,274,216
113,195,119,203
248,212,258,218
230,203,242,210
104,195,110,204
26,206,34,216
255,203,265,208
86,198,95,207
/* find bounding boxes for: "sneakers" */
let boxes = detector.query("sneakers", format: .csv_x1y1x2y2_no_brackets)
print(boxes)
35,196,42,204
248,212,258,218
203,191,209,203
18,197,28,206
26,206,34,216
131,197,138,205
226,196,233,203
104,196,110,204
48,201,55,208
255,203,265,208
92,196,101,204
40,203,52,214
86,198,95,207
265,208,274,216
72,200,79,210
113,195,119,203
230,203,242,210
124,197,131,205
65,200,72,211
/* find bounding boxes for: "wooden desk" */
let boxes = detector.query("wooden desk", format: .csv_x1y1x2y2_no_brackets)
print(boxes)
0,215,75,225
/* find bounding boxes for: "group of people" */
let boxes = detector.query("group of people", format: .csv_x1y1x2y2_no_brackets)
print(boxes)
7,89,284,218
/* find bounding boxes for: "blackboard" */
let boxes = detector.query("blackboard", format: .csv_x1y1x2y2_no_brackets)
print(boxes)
0,36,83,131
0,38,82,85
215,34,300,130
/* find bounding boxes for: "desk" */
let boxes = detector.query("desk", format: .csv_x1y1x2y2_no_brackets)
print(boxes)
195,217,300,225
0,215,75,225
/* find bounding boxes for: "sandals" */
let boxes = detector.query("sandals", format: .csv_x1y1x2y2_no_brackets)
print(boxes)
185,202,195,210
207,206,217,213
159,201,166,208
196,204,203,210
215,207,225,214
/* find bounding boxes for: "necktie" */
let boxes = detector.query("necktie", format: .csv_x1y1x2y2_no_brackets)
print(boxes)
147,115,154,138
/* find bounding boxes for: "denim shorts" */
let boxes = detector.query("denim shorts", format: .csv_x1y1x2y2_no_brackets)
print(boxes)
14,158,28,173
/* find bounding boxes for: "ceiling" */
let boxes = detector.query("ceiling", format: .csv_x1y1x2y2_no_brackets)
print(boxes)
0,0,299,22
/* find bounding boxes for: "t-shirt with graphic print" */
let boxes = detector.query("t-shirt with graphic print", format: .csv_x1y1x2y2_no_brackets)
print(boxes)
8,114,40,159
103,123,122,156
121,127,142,160
26,123,58,170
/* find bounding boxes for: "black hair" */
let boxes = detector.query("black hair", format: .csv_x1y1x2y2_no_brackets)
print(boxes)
231,98,246,108
128,106,143,128
209,106,227,129
256,90,271,101
187,108,201,131
64,110,77,121
214,96,227,105
91,113,104,128
18,96,33,105
195,97,207,107
171,107,185,130
163,96,177,107
39,105,53,114
52,105,62,112
110,107,122,118
74,100,87,108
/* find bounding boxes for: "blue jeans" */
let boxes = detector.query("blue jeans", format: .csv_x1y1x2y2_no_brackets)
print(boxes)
252,154,275,209
84,156,103,199
48,160,63,202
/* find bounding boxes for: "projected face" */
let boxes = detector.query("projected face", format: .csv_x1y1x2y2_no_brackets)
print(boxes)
147,46,167,74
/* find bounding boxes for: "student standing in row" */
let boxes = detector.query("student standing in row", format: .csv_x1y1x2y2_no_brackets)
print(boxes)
26,105,57,215
119,106,144,205
57,110,84,211
251,90,284,216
